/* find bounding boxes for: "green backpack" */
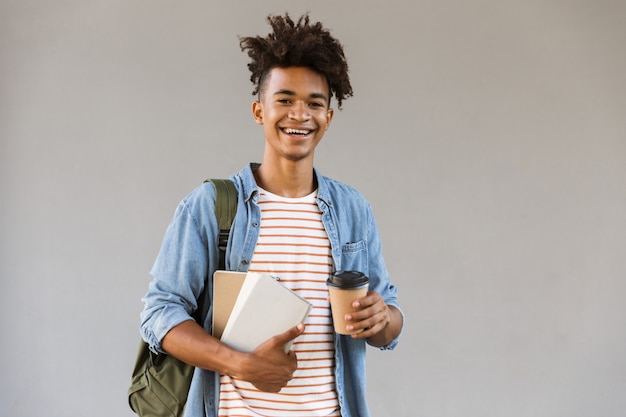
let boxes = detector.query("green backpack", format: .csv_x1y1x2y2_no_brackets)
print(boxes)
128,179,238,417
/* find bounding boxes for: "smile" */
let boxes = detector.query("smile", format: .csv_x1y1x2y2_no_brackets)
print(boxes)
282,128,313,136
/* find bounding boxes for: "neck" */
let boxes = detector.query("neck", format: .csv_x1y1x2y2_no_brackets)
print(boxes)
254,158,316,198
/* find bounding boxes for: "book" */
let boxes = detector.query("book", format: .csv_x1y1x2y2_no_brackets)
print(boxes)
212,270,247,340
217,271,312,353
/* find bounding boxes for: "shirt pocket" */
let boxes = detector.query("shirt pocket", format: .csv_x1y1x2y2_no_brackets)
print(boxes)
340,240,368,276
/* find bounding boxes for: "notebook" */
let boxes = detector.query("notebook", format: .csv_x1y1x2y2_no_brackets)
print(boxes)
213,271,312,353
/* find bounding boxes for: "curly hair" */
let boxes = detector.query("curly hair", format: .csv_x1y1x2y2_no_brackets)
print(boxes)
239,13,353,109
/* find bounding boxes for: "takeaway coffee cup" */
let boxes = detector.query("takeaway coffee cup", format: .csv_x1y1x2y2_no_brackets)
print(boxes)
327,271,369,335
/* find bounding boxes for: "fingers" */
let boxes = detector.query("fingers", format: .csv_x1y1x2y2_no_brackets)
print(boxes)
244,328,302,392
236,324,306,392
349,308,390,338
344,291,389,337
346,291,383,319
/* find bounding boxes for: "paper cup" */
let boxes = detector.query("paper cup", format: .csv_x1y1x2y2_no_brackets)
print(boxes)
327,271,369,335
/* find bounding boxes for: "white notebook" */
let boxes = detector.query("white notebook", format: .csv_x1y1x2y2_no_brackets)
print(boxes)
219,272,312,353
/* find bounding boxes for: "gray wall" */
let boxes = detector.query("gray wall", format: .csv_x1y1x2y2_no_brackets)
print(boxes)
1,1,625,416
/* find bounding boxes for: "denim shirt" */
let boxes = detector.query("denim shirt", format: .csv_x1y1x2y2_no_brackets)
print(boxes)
141,163,403,417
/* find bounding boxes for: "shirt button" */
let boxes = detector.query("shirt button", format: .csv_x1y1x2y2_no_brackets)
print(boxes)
241,260,248,265
252,222,259,227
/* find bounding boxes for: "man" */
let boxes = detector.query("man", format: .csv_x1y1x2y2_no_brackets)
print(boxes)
140,13,403,417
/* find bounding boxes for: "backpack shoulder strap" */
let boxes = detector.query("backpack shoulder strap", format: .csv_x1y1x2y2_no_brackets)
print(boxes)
204,178,237,270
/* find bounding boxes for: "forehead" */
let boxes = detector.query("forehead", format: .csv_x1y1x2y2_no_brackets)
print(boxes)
262,66,330,97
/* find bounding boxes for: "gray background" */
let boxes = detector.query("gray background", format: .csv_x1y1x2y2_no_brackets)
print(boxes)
1,1,625,416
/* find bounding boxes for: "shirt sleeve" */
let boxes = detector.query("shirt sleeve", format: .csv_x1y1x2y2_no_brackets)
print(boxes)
365,205,404,351
140,187,218,353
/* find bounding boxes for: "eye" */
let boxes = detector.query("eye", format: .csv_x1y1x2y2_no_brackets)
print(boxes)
309,101,325,108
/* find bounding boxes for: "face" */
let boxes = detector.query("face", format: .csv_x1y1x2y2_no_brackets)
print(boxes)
252,66,334,164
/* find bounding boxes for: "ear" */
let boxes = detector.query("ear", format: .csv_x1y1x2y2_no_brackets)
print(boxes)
324,108,335,131
252,101,263,125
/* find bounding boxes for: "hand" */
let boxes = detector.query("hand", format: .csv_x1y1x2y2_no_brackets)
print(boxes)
236,324,304,392
344,290,392,339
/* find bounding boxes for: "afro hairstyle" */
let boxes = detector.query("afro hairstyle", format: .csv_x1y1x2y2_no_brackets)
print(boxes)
239,13,353,109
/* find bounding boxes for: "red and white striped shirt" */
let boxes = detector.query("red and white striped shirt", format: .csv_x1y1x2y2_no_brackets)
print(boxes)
218,188,340,417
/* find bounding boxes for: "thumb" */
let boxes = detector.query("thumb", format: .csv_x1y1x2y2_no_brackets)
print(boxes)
273,323,305,346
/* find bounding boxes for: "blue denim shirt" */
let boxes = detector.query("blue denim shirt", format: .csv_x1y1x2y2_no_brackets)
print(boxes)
141,163,402,417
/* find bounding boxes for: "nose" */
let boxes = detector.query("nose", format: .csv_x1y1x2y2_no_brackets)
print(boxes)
288,101,311,121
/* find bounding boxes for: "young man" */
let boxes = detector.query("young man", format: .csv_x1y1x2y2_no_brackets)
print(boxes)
140,14,403,417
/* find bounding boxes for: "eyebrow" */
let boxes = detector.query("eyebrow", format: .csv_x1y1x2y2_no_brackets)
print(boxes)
273,89,329,103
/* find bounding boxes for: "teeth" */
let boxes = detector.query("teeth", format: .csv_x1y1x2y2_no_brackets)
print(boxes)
284,128,311,135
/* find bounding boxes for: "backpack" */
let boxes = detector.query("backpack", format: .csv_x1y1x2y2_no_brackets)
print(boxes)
127,179,237,417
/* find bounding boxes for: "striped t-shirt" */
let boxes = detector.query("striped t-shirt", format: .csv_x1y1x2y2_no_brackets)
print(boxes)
218,188,340,417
